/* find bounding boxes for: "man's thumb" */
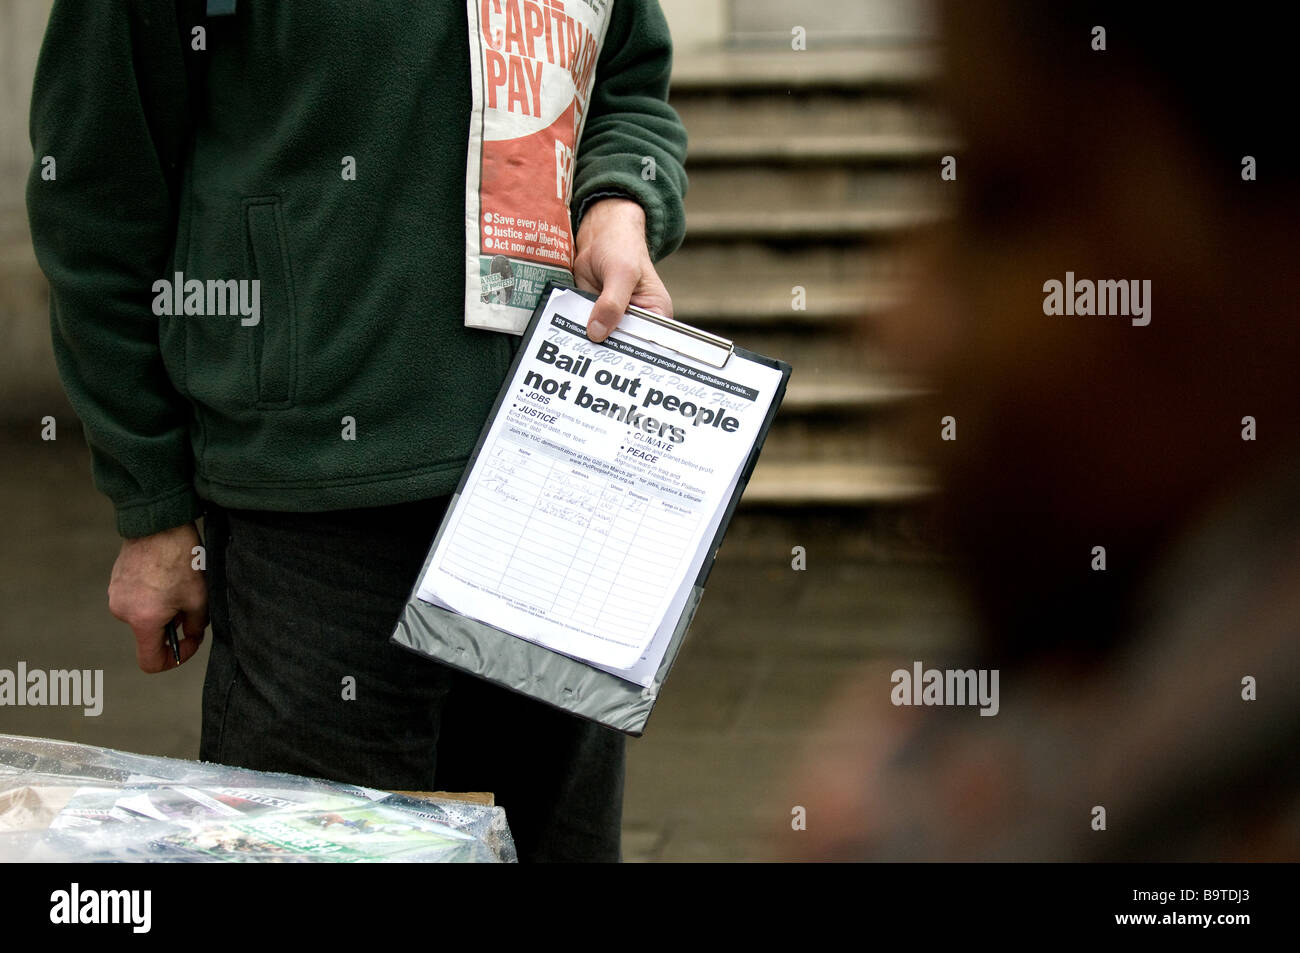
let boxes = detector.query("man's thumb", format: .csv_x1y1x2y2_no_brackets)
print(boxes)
587,267,637,342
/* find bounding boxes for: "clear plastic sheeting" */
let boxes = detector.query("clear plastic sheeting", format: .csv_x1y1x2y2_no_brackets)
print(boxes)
0,734,516,863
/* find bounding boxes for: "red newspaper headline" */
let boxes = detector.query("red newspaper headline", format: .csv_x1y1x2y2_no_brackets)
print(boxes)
480,0,601,119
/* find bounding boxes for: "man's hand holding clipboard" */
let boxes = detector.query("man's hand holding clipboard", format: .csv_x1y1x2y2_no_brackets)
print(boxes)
573,197,674,342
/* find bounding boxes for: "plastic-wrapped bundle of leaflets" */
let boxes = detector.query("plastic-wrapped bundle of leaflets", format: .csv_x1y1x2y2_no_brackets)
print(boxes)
0,734,515,862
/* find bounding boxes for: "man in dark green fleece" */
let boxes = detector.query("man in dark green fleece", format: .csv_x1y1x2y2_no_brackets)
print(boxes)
27,0,687,862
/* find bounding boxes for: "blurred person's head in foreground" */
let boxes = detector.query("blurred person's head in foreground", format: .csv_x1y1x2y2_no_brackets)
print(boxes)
787,1,1300,860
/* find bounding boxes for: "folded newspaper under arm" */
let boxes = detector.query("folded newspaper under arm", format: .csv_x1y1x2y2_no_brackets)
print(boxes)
392,283,791,735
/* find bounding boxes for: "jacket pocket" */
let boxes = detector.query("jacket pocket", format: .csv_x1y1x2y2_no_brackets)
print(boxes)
242,196,297,407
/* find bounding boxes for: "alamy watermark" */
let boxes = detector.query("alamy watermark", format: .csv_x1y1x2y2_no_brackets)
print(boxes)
0,663,103,716
891,661,999,716
1042,271,1150,326
152,271,260,326
50,884,150,933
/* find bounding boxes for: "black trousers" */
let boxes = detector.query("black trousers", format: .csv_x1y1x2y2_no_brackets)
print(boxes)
199,498,625,862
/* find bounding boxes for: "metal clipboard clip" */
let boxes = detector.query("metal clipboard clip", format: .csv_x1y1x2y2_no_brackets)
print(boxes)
615,303,735,369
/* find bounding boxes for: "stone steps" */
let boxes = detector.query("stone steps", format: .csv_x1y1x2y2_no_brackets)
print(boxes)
681,165,944,239
674,88,954,164
688,131,952,163
779,373,928,411
744,460,935,504
670,46,941,90
664,46,945,520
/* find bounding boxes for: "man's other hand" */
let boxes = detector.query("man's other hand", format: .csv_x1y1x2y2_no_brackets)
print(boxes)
108,522,208,672
573,197,673,342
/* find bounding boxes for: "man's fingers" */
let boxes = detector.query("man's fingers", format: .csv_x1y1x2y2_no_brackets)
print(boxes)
176,611,206,665
631,287,673,320
132,620,171,674
624,264,672,320
587,264,639,343
123,603,205,672
655,292,673,319
180,600,208,642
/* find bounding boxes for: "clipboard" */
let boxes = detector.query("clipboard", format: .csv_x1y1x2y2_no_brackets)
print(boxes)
391,281,792,736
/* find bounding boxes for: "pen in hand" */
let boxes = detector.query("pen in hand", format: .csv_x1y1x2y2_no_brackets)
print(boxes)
166,617,182,667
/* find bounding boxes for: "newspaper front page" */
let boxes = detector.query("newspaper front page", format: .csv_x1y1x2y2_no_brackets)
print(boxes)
463,0,614,332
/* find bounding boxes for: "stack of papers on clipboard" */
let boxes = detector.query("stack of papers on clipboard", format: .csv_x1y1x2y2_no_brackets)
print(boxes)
393,283,791,734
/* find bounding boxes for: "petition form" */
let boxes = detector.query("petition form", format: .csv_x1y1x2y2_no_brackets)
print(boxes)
418,287,784,676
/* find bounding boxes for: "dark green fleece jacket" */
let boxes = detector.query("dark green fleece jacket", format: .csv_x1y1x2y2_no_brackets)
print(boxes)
26,0,687,537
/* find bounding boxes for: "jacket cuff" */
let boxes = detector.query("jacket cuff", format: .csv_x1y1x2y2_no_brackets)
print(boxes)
571,171,678,262
115,484,203,539
573,189,638,232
